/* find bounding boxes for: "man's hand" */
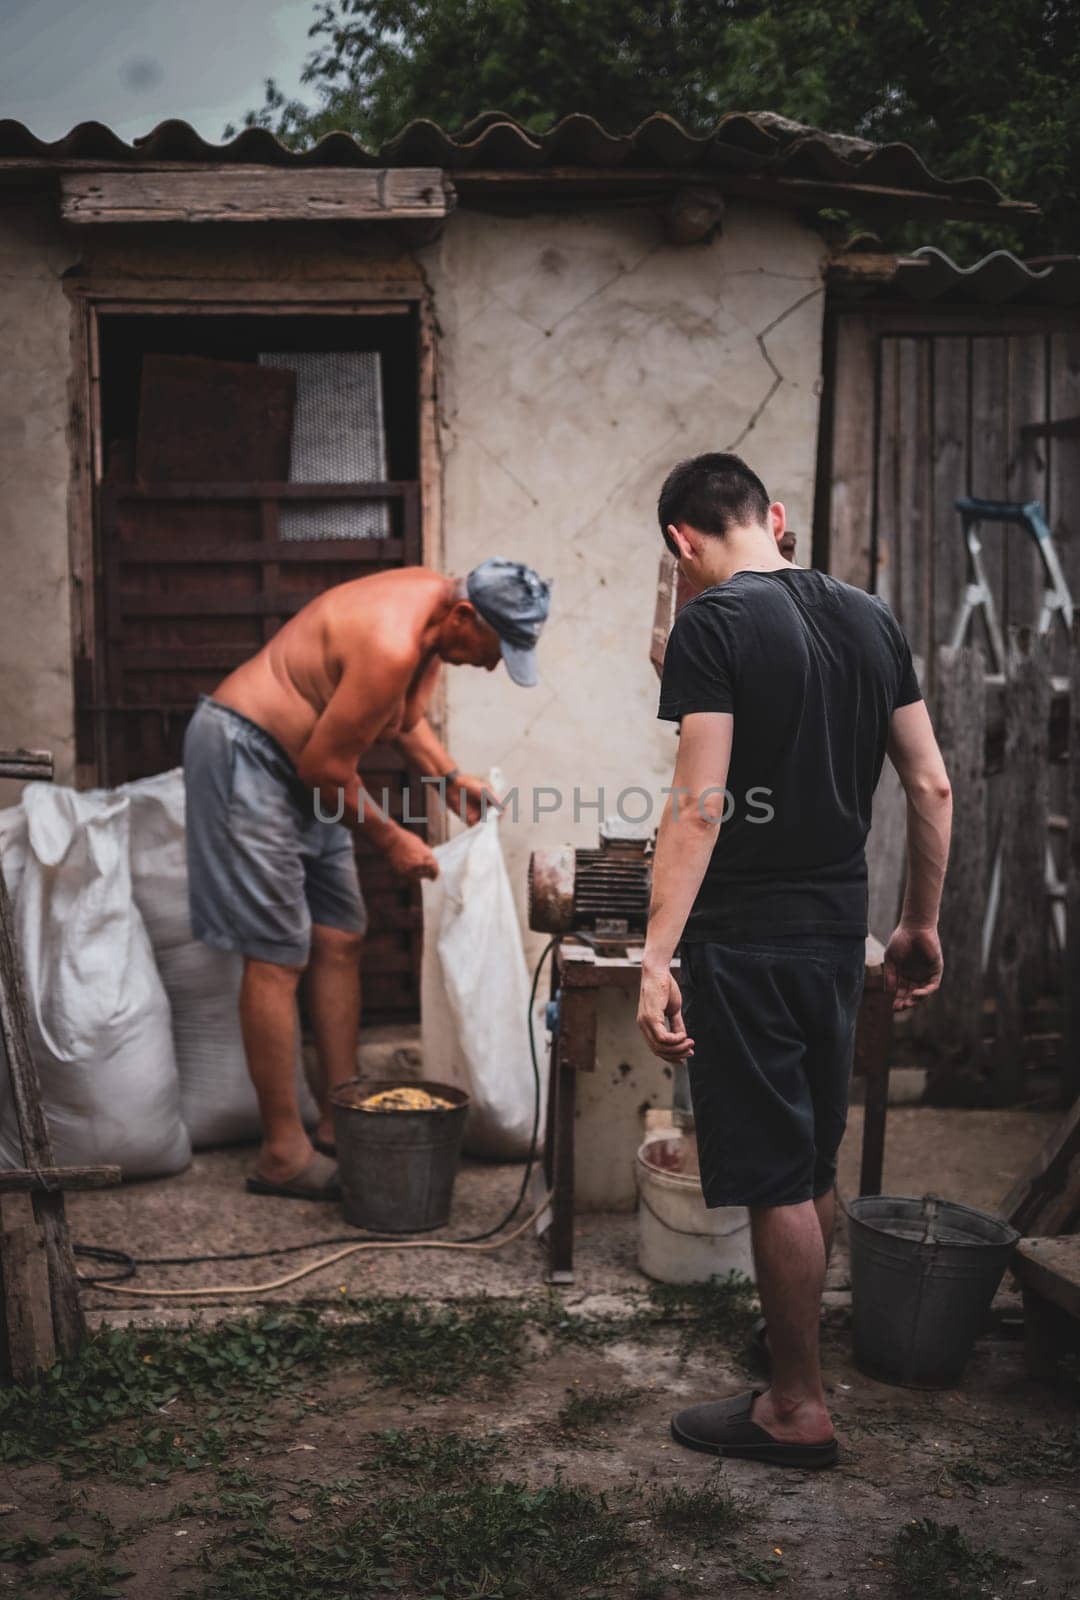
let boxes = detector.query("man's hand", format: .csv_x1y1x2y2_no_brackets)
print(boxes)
384,826,439,882
883,923,943,1011
447,772,500,827
637,965,694,1062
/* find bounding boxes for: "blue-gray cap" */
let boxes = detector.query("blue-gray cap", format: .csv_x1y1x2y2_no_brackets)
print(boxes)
466,559,552,687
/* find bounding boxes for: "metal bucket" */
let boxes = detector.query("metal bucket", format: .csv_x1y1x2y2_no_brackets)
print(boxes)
330,1078,469,1233
847,1194,1019,1388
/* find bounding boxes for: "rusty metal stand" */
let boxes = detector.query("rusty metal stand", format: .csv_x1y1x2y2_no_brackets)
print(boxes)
0,748,119,1384
542,936,893,1283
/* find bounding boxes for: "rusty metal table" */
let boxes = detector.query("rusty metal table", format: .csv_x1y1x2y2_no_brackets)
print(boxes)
541,935,893,1282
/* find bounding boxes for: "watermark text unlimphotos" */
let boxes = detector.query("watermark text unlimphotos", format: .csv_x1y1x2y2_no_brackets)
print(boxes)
311,780,775,827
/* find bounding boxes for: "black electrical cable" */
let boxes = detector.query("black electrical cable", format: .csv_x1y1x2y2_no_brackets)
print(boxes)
75,938,557,1284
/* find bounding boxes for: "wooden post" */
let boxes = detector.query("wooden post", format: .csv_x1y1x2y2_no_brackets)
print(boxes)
1063,618,1080,1104
0,871,86,1357
920,646,987,1088
0,749,119,1381
990,629,1051,1104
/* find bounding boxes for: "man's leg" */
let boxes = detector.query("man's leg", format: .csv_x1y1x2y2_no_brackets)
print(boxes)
814,1183,837,1261
239,956,314,1184
304,923,364,1148
748,1199,835,1445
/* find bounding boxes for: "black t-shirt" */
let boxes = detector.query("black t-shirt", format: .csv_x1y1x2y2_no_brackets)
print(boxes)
657,567,921,939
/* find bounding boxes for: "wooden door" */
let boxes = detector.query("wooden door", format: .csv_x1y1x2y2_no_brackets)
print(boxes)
84,357,425,1021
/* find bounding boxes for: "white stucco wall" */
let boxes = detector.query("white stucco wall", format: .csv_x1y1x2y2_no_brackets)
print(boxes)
423,202,828,953
0,198,78,806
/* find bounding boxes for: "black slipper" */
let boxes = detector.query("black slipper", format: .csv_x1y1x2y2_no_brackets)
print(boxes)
246,1152,342,1202
312,1136,337,1159
671,1390,838,1469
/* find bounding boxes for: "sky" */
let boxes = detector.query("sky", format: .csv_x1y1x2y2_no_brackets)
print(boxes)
0,0,320,145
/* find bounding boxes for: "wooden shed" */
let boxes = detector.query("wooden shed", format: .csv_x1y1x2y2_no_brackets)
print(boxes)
0,112,1036,1019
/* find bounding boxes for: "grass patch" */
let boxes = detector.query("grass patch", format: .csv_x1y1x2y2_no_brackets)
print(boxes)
364,1425,507,1484
889,1518,1016,1600
191,1478,639,1599
0,1283,757,1485
335,1294,529,1395
645,1274,759,1353
652,1478,751,1542
0,1297,528,1476
558,1384,646,1436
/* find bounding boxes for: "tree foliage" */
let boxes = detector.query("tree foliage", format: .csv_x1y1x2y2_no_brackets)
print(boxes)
230,0,1080,256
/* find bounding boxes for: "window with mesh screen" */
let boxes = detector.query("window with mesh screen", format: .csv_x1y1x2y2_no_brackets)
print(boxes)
258,351,391,540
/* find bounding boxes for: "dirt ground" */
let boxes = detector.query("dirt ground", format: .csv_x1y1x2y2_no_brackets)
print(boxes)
1,1103,1077,1598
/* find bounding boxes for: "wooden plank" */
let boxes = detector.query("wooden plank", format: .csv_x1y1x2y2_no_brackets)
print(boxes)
111,538,405,564
893,340,933,659
1000,1095,1080,1231
0,750,53,782
1013,1236,1080,1318
990,628,1051,1103
874,335,900,607
60,168,454,225
1064,618,1080,1103
0,1167,120,1195
920,647,987,1073
116,592,311,618
969,338,1010,652
825,313,877,589
930,338,972,672
1004,333,1049,635
136,355,295,485
0,1195,56,1385
0,873,85,1357
114,481,413,502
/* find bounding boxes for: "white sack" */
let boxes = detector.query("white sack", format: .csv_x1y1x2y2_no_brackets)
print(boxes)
122,769,318,1148
0,785,190,1178
421,785,544,1159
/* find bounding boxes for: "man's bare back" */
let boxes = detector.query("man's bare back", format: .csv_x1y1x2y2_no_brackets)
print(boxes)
213,567,460,765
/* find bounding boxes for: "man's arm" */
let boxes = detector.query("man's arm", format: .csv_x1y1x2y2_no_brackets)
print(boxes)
884,700,953,1010
394,716,499,826
295,655,439,881
638,712,733,1061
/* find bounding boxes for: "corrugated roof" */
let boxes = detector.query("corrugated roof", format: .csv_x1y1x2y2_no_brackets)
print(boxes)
0,111,1030,217
895,247,1080,305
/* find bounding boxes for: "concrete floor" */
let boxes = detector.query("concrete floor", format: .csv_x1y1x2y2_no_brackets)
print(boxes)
71,1098,1059,1323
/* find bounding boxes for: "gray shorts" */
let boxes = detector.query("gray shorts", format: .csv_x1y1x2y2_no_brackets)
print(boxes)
182,696,367,968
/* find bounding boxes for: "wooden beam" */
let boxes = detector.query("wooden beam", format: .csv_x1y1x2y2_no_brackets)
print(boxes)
1000,1097,1080,1234
1064,617,1080,1104
0,873,85,1357
0,1167,120,1195
0,1195,56,1385
0,749,53,782
60,168,455,225
990,629,1051,1103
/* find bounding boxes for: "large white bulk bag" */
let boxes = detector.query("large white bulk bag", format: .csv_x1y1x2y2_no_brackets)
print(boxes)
0,785,190,1178
122,769,318,1147
421,781,544,1158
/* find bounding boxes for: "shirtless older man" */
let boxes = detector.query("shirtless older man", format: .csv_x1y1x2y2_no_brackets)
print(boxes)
183,559,551,1199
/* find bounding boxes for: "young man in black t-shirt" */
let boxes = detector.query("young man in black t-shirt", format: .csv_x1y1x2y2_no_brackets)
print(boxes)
638,452,952,1469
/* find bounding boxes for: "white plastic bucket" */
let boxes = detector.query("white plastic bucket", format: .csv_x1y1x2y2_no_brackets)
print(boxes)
635,1134,755,1285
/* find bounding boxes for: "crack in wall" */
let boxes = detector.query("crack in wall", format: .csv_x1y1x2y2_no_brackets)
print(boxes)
727,284,824,452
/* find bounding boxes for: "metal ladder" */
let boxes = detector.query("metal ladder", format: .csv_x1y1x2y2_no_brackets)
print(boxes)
947,497,1073,969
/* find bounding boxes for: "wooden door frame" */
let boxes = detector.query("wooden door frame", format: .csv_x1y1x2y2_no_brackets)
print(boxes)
63,273,445,791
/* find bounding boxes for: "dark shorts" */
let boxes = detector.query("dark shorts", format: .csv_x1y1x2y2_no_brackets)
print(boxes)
679,934,866,1209
183,697,367,968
